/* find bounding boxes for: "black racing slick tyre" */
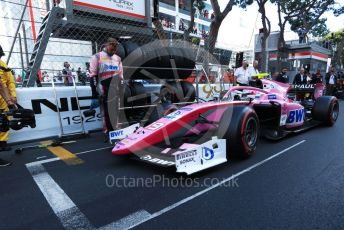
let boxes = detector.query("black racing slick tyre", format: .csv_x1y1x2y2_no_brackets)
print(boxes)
217,106,259,158
312,96,339,126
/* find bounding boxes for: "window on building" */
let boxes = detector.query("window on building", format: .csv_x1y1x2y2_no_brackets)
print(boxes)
199,24,210,38
179,0,191,12
160,13,176,29
160,0,175,7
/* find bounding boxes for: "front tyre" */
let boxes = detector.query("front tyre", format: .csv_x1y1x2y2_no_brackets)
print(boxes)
217,106,259,158
312,96,339,126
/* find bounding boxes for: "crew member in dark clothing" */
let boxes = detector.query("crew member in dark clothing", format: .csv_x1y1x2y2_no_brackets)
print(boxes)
325,67,337,96
310,69,323,84
275,67,289,83
293,68,308,84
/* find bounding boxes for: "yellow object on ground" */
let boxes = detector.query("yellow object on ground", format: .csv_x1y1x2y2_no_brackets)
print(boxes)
41,140,84,165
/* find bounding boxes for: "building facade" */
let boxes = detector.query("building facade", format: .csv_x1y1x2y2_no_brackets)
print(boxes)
254,32,332,81
1,0,231,81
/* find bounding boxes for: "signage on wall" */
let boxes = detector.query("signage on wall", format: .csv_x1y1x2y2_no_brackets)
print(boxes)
72,0,146,20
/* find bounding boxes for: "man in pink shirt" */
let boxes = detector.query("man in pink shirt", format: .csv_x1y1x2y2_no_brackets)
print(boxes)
89,37,123,133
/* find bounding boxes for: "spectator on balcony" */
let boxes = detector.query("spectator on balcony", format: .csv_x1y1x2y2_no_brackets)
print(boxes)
179,0,185,10
211,12,215,20
204,10,209,18
297,27,306,44
192,26,198,34
53,0,61,6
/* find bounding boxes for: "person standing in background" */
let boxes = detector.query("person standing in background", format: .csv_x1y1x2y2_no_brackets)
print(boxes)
0,45,18,166
234,60,251,86
249,60,260,75
311,69,323,84
89,38,123,134
293,68,308,84
275,67,289,83
62,62,73,86
248,60,260,81
223,69,235,84
325,67,337,96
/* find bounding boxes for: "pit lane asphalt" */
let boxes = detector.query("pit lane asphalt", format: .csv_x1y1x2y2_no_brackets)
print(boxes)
1,101,344,230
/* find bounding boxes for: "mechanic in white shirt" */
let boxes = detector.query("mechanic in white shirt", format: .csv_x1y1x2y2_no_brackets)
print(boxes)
249,60,260,76
234,60,251,86
325,67,337,96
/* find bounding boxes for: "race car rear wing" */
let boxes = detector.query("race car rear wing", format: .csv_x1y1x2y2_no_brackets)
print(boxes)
290,84,315,93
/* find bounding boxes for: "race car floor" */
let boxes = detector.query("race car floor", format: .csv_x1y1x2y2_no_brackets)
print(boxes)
1,101,344,229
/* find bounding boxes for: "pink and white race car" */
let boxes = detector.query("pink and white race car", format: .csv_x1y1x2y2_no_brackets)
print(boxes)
110,79,339,174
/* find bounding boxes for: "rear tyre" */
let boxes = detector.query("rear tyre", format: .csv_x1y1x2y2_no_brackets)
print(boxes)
312,96,339,126
217,106,259,158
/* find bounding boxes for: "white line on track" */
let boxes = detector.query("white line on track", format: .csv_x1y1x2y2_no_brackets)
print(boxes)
124,140,306,229
98,210,151,230
26,163,95,229
27,146,113,166
26,140,305,230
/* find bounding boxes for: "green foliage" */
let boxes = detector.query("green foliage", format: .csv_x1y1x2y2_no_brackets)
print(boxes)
289,18,329,37
323,28,344,42
191,37,201,45
334,6,344,16
235,0,254,8
271,0,336,39
322,29,344,67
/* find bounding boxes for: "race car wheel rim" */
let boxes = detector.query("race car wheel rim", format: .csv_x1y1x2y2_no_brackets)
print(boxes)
244,117,258,148
331,101,339,121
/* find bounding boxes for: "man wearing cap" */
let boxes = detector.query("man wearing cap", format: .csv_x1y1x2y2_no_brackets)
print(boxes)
0,45,18,166
89,38,123,134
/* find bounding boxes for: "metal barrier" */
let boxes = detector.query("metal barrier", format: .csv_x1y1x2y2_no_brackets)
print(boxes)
51,75,87,139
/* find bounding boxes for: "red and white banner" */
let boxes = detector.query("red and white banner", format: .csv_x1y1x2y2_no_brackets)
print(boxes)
288,52,328,62
73,0,146,19
269,52,328,62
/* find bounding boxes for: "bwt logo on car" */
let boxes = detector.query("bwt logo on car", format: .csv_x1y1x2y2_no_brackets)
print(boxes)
202,147,214,160
287,109,304,123
110,130,123,138
109,0,133,7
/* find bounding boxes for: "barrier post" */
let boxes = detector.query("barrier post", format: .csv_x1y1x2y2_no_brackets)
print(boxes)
71,76,87,134
51,77,65,137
